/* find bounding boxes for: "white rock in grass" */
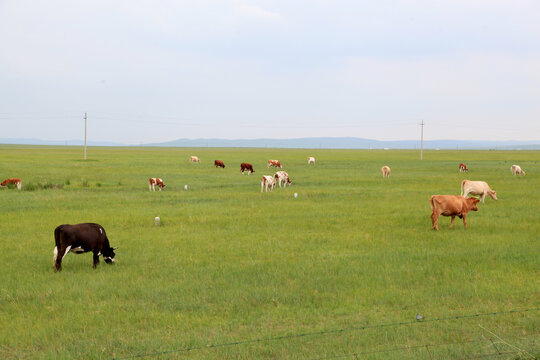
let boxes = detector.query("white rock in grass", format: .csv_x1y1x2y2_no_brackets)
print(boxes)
294,193,298,198
184,185,188,190
154,217,161,226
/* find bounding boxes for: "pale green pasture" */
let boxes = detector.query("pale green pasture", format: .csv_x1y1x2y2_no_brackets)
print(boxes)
0,146,538,359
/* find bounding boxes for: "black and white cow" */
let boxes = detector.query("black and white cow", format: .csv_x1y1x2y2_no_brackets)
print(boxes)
53,223,117,271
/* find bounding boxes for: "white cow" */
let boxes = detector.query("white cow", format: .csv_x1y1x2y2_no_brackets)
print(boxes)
308,157,316,165
190,156,200,163
511,165,525,176
381,166,391,178
261,176,275,192
461,180,497,203
274,171,292,187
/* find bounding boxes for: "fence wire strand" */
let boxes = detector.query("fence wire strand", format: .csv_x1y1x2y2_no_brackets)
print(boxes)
112,307,539,360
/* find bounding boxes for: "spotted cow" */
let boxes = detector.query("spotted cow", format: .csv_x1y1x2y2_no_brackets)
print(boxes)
261,175,276,192
149,178,165,191
274,171,292,187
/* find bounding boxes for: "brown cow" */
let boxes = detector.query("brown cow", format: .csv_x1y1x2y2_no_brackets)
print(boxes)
459,163,468,172
0,178,22,190
430,195,480,230
240,163,254,174
214,160,225,168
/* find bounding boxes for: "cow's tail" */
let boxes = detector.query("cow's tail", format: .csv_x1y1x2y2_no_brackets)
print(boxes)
460,180,466,196
53,225,62,266
429,195,436,211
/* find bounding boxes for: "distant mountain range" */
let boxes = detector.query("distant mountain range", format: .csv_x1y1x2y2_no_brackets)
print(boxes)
2,137,540,150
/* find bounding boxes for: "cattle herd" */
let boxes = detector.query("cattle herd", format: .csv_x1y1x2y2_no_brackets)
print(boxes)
0,156,529,270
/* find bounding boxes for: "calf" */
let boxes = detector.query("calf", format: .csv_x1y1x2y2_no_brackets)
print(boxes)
430,195,480,230
214,160,225,168
308,157,316,165
511,165,525,176
0,178,21,190
381,166,391,178
461,180,497,203
261,175,276,192
267,159,282,169
53,223,117,271
240,163,254,175
274,171,292,187
190,156,200,163
459,163,468,172
149,178,165,191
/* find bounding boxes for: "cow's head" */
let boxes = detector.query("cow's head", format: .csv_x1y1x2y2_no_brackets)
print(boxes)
467,198,480,211
488,190,497,200
103,246,118,264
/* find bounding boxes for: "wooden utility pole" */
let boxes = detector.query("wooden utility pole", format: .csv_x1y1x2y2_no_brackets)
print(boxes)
420,120,424,160
84,112,87,160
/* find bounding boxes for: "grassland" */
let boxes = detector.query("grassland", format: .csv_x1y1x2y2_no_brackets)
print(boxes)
0,145,538,359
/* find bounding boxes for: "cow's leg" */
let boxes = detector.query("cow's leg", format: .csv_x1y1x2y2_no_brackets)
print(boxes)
462,214,467,229
93,251,100,268
431,212,439,230
481,193,486,203
53,246,59,270
449,216,456,228
54,245,71,271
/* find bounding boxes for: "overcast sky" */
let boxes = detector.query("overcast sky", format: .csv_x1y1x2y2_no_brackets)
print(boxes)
1,0,539,144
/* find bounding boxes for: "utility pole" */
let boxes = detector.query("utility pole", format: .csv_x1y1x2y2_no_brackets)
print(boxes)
84,112,87,160
420,120,424,160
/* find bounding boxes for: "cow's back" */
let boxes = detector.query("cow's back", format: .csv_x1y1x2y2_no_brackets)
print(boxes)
430,195,462,213
55,223,106,248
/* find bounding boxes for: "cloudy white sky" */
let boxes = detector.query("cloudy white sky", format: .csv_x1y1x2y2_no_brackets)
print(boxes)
1,0,539,144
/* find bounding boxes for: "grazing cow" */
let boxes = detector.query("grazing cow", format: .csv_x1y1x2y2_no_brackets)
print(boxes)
461,180,497,203
274,171,292,187
190,156,200,163
261,175,276,192
308,157,316,165
240,163,255,175
511,165,525,176
267,159,283,169
0,178,22,190
430,195,480,230
149,178,165,191
459,163,468,172
381,166,391,178
53,223,117,271
214,160,225,168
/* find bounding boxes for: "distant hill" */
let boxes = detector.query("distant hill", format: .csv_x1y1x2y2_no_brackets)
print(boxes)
143,137,540,150
2,137,540,149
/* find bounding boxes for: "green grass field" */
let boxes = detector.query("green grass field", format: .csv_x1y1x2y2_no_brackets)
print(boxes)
1,145,538,359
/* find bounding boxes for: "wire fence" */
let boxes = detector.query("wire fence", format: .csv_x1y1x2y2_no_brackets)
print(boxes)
111,307,539,359
310,332,539,360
